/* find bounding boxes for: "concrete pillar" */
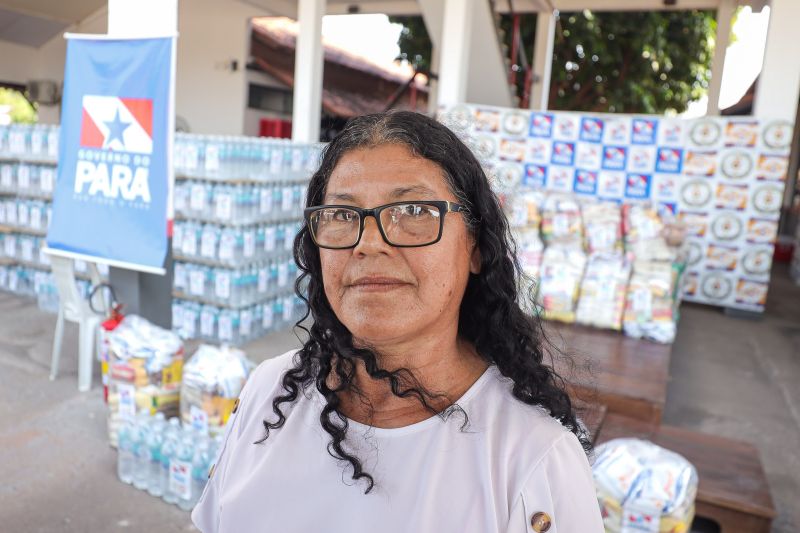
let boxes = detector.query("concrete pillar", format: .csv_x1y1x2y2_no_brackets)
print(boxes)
529,10,556,111
754,0,800,121
291,0,325,142
107,0,177,328
437,0,474,107
428,44,440,114
418,0,444,114
754,0,800,211
706,0,735,115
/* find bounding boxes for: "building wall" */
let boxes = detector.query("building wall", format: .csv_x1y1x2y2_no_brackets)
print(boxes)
0,41,44,87
243,68,292,137
176,0,270,134
0,0,272,133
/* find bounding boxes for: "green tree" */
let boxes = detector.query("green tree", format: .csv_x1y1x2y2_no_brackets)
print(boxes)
390,9,717,115
0,88,38,123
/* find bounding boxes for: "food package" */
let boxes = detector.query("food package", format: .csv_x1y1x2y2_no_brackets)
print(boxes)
180,344,254,437
593,438,698,533
576,253,631,330
106,315,184,447
504,190,543,229
623,204,675,262
582,201,622,254
513,226,545,279
541,194,583,246
537,245,586,323
623,261,678,343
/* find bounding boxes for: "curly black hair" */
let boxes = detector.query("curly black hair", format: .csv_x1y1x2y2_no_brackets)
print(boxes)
256,110,591,493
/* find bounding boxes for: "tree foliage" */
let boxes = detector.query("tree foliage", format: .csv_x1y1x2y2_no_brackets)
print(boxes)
390,9,717,114
0,88,37,124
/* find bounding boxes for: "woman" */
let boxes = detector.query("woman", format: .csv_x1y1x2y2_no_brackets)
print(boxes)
192,111,604,533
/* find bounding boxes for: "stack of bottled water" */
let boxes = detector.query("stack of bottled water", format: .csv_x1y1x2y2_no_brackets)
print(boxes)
117,411,221,511
0,124,62,311
0,123,60,163
171,133,320,345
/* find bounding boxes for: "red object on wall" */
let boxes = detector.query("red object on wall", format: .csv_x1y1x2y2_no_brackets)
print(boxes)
259,118,292,138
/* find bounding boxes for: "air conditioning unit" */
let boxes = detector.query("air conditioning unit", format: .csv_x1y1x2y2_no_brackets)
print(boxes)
26,80,61,106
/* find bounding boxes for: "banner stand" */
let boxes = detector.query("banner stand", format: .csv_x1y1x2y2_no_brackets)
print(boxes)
43,247,166,276
105,0,177,329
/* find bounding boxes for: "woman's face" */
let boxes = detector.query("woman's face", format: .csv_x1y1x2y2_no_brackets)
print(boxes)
319,143,479,347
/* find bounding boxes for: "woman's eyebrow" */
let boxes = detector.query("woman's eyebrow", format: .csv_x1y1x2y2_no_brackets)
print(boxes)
390,185,437,198
325,185,437,203
326,192,358,202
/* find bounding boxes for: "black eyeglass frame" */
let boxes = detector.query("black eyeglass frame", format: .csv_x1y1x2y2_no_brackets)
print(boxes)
304,200,468,249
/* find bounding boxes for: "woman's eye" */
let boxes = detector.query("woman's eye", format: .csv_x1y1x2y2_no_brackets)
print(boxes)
334,210,354,221
404,204,424,216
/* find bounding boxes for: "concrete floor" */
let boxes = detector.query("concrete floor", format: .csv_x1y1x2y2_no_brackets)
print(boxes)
0,267,797,532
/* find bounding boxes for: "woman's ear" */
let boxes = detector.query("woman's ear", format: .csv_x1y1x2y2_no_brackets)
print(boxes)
469,244,481,274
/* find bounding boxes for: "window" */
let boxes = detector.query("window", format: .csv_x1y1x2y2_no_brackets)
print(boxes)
247,83,293,114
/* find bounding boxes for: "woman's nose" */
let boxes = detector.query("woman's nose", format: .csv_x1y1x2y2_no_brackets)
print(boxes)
353,215,390,254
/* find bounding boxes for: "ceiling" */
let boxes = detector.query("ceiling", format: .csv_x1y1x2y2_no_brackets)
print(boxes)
0,0,104,47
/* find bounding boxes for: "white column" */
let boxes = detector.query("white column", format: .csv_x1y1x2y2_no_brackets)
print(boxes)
706,0,735,115
292,0,325,142
428,44,440,114
529,10,556,111
754,0,800,121
437,0,474,107
108,0,177,36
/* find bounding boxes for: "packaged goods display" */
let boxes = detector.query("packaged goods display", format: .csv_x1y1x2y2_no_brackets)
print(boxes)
623,261,682,344
623,204,676,263
180,344,254,437
499,186,683,341
575,253,631,330
540,194,583,246
537,245,587,323
105,315,184,447
440,104,793,313
582,201,623,254
593,438,699,533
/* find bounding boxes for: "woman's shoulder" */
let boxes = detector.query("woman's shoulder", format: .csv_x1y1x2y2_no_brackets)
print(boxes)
477,365,580,465
246,349,300,390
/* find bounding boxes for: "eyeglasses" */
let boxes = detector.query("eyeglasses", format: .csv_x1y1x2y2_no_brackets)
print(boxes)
304,200,467,249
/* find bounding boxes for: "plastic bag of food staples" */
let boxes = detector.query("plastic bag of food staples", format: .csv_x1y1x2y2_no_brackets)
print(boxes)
540,194,583,246
576,253,631,330
623,261,678,343
537,245,586,323
623,203,677,262
582,201,622,254
180,344,254,437
106,315,184,447
504,190,543,229
512,226,545,280
593,438,698,533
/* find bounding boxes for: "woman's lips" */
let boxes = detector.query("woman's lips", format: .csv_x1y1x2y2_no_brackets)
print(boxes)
347,277,410,292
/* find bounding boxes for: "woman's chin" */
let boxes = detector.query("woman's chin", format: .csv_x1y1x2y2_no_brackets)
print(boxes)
345,320,414,347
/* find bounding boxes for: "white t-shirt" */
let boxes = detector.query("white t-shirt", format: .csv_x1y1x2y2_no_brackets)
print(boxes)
192,350,604,533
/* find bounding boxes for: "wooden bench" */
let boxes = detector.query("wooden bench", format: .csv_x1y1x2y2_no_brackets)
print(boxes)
547,323,670,426
596,413,776,533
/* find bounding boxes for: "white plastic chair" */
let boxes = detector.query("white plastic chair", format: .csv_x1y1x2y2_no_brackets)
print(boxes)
48,254,107,392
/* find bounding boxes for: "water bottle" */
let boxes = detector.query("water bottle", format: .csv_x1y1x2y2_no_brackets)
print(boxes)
161,417,181,504
146,412,167,497
132,412,151,490
117,418,135,484
190,435,211,509
174,430,196,510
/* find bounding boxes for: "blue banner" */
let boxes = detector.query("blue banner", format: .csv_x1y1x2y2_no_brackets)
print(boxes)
47,36,174,273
